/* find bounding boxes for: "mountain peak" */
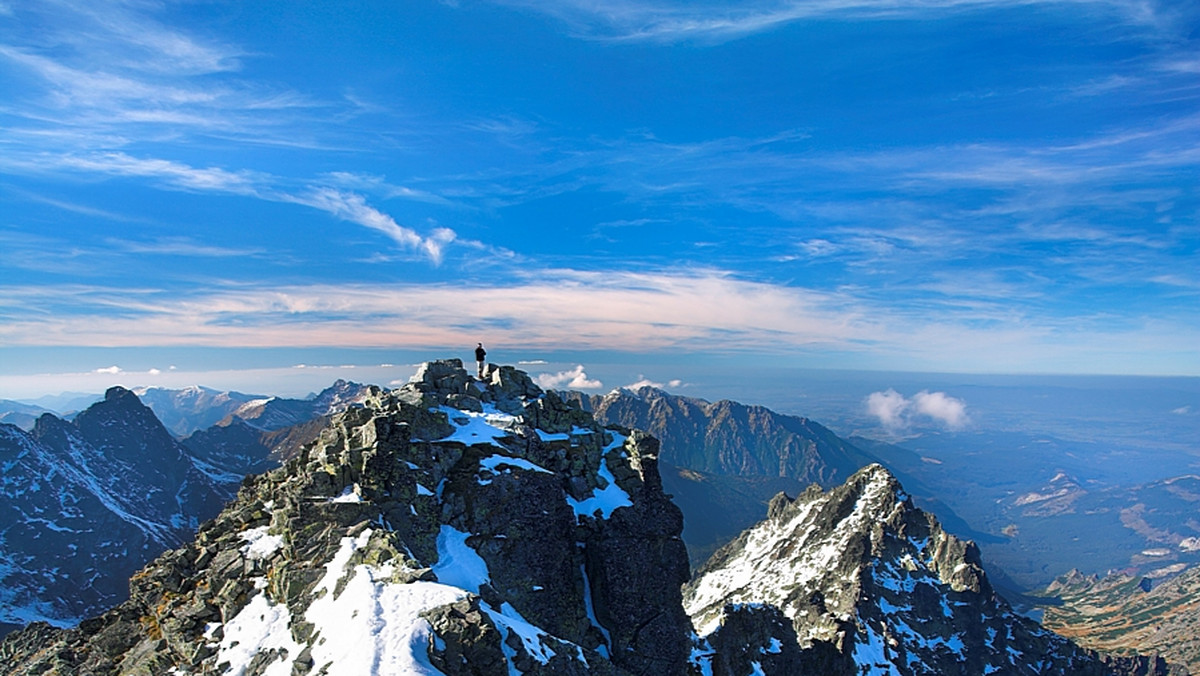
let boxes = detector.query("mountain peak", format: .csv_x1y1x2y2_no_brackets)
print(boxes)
102,385,140,405
683,462,1173,675
1,360,693,675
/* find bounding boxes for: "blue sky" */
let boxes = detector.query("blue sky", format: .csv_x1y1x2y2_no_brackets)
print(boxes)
1,0,1198,398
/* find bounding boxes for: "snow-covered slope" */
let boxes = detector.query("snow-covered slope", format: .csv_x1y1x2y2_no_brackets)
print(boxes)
683,464,1173,675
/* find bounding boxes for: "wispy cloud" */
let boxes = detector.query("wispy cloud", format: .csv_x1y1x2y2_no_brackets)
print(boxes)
0,0,338,150
2,269,1196,374
484,0,1171,43
106,237,265,259
2,151,458,264
286,189,457,264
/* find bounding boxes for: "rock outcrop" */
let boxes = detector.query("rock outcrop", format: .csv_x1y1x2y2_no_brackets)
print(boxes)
684,464,1177,675
0,360,691,676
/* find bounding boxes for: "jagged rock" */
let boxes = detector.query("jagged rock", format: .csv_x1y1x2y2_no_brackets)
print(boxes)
0,361,691,676
683,464,1178,676
2,363,1176,676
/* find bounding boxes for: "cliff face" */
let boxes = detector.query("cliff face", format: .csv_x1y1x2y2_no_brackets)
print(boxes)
571,386,874,484
0,360,692,676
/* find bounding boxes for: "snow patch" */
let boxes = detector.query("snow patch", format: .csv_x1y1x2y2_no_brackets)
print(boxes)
565,454,631,519
478,454,553,482
215,593,303,676
429,405,520,448
330,484,362,503
432,526,490,594
238,526,284,561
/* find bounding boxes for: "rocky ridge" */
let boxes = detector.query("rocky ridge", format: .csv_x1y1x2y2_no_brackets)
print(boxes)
683,464,1178,675
570,386,875,483
0,360,691,676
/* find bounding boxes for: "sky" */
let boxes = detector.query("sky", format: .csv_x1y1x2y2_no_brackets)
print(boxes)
1,0,1198,399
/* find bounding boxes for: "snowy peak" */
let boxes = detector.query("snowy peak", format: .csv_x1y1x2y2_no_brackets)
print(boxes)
0,360,693,675
684,464,1171,676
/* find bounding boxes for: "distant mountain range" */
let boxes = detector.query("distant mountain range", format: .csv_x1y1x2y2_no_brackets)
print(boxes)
0,380,374,636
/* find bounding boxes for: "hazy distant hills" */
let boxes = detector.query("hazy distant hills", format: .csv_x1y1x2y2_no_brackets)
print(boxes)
132,379,373,437
130,385,260,437
0,400,50,431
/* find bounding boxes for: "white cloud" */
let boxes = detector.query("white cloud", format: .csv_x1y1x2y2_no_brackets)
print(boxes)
912,390,969,429
535,365,603,390
866,389,910,429
486,0,1166,43
290,188,457,264
93,365,122,374
12,152,457,264
866,389,969,431
624,376,684,390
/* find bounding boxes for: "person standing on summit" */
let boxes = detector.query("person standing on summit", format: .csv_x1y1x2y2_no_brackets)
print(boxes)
474,343,487,379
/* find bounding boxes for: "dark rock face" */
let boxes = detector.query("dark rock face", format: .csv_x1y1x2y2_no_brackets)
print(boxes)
568,386,887,564
180,415,327,477
0,361,692,676
0,388,232,631
684,465,1177,676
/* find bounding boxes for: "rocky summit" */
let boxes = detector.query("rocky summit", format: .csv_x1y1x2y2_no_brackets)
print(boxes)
0,360,691,676
683,464,1176,675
